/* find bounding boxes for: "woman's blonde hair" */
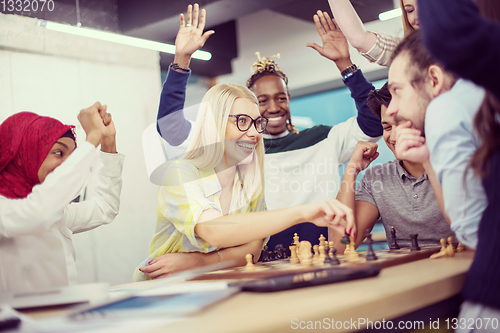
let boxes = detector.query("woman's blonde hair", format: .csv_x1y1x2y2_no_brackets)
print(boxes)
183,83,265,207
400,0,415,36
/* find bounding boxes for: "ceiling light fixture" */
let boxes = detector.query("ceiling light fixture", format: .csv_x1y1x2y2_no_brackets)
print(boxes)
378,8,402,21
38,20,212,61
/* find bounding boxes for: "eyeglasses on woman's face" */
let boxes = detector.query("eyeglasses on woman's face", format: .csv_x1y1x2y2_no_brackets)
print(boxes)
228,114,268,133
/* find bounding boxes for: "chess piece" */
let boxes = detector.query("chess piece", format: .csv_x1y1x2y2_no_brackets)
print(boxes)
319,234,326,247
431,239,447,259
267,249,274,261
293,233,300,256
245,253,255,271
328,241,334,259
410,234,420,251
323,242,331,264
347,236,359,261
299,241,312,266
365,232,378,261
289,245,299,264
431,239,453,259
341,232,350,245
274,244,284,260
330,247,340,265
389,226,400,250
313,245,320,264
456,242,466,252
262,245,269,262
445,239,455,257
343,243,350,255
448,237,456,252
319,245,326,264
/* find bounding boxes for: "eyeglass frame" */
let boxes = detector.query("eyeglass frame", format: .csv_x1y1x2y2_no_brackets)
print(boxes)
228,114,269,133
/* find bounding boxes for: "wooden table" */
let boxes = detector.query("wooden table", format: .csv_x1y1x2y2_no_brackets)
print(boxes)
21,251,474,333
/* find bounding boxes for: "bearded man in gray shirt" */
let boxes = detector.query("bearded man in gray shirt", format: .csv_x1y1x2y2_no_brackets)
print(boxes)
332,83,454,251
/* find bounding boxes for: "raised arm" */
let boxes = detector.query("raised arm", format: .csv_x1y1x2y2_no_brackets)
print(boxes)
334,141,380,252
157,3,215,145
419,0,500,100
327,0,376,53
0,103,108,237
308,11,383,139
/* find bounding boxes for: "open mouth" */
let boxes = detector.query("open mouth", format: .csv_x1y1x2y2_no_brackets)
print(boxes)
237,141,255,154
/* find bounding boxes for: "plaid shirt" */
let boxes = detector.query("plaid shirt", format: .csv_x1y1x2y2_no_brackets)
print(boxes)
360,32,402,67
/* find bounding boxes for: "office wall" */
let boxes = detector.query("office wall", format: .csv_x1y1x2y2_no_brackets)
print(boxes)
0,13,162,286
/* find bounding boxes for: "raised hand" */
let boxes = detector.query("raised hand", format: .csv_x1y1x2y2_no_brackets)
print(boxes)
97,106,117,153
174,3,215,67
347,141,379,174
77,102,107,147
307,11,350,63
393,121,429,163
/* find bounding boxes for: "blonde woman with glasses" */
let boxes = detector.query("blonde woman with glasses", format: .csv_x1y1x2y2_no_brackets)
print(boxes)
134,4,354,281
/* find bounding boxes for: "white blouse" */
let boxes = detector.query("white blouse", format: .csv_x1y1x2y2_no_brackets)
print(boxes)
0,141,125,292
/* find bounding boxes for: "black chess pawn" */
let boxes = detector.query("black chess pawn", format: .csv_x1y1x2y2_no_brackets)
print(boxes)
365,232,378,261
330,247,340,265
410,234,421,251
267,249,275,261
389,226,400,250
274,244,284,260
262,245,269,262
341,232,350,245
323,243,331,264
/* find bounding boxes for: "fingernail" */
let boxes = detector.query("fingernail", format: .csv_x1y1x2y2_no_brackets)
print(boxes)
139,268,143,272
148,260,153,265
354,233,356,238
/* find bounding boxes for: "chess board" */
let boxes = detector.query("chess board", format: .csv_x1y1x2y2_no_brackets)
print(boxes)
192,246,441,281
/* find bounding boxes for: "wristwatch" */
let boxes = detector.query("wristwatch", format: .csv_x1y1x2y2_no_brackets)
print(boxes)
341,64,358,77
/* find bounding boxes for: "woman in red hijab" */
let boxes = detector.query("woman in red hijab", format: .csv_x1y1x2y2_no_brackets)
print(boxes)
0,102,125,292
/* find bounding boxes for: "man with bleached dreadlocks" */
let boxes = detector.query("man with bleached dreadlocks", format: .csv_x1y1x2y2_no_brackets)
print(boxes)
155,6,382,252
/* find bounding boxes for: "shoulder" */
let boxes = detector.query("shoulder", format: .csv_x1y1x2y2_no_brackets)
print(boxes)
361,160,399,181
162,160,202,185
264,125,331,153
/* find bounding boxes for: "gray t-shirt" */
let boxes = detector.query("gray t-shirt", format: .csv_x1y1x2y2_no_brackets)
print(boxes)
356,160,455,247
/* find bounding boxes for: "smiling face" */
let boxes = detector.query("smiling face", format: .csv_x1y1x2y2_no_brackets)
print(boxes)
224,97,262,166
380,105,397,155
386,53,431,133
402,0,420,30
37,137,76,183
250,74,290,135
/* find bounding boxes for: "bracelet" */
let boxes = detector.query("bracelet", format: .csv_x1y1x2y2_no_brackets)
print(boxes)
216,251,221,267
170,63,190,72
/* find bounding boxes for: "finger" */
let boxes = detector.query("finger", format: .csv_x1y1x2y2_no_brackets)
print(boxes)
179,13,185,29
148,267,172,279
332,200,354,233
331,17,341,31
192,3,199,28
323,12,336,31
306,43,323,54
139,263,160,273
321,201,335,221
370,152,380,161
313,14,325,35
317,10,331,32
186,4,192,25
199,8,207,31
200,30,215,45
91,101,102,111
104,113,112,126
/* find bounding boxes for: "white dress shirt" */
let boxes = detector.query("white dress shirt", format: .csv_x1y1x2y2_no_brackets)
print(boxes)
0,141,124,292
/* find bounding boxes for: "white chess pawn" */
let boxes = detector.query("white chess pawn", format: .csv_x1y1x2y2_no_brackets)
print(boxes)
245,253,255,271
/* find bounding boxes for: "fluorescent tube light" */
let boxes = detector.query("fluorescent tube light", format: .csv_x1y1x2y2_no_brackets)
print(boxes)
379,8,402,21
38,20,212,61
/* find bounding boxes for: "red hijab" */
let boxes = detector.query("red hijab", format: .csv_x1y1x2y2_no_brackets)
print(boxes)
0,112,75,199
